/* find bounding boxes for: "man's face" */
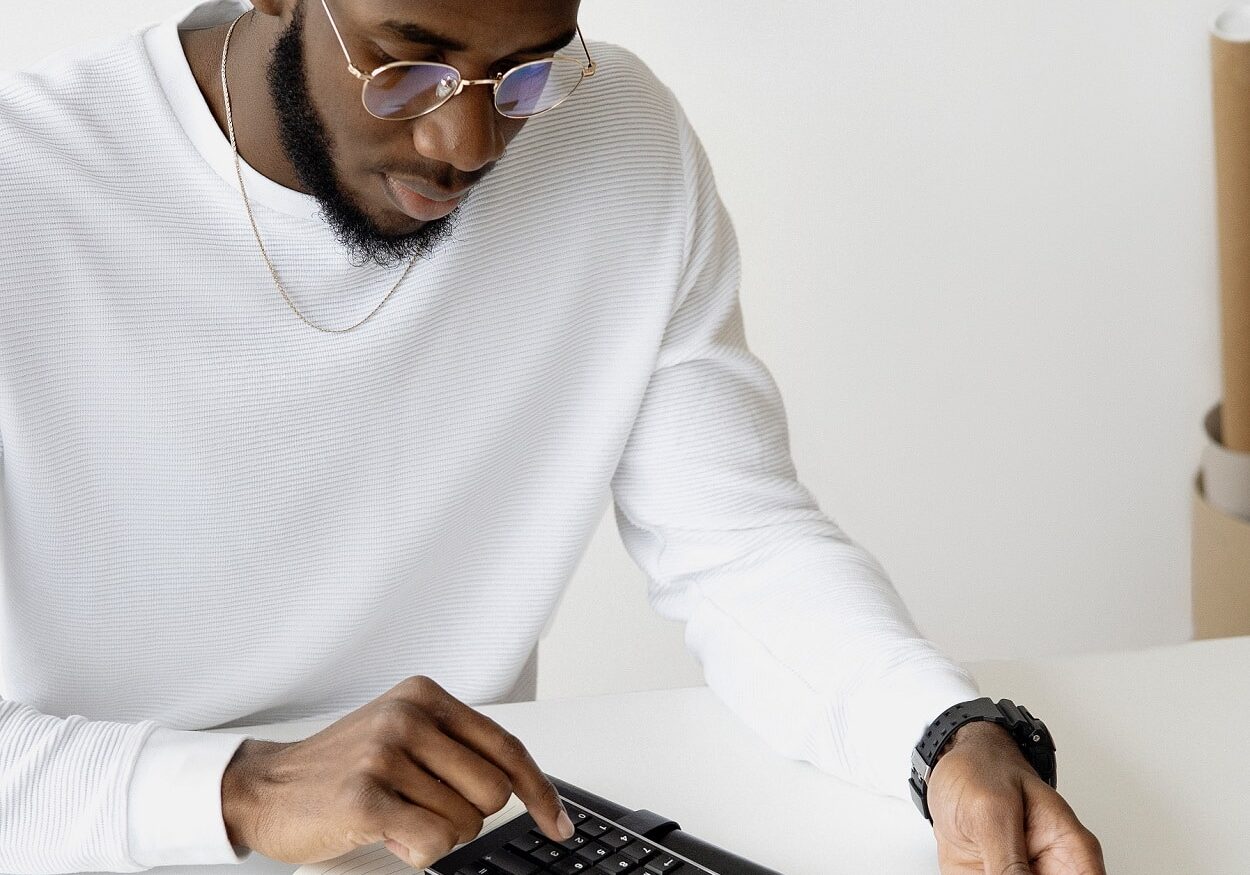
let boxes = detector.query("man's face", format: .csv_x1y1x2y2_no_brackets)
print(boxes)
266,0,582,267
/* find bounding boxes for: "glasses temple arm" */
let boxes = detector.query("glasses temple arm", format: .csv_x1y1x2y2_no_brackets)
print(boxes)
575,25,597,76
320,0,372,80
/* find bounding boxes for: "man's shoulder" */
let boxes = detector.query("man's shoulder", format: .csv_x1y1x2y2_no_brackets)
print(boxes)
0,29,154,183
506,41,691,192
582,41,671,94
572,40,681,135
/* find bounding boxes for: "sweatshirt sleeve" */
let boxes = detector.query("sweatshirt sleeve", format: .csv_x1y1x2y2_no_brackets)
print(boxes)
0,698,251,873
608,96,981,799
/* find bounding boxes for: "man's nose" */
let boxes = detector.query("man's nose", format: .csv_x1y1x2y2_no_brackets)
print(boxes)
410,83,506,174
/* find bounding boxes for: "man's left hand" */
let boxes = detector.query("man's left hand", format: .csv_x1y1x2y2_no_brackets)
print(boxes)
926,721,1106,874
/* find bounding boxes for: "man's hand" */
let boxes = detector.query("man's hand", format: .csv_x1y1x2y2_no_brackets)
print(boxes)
220,675,574,870
927,721,1105,875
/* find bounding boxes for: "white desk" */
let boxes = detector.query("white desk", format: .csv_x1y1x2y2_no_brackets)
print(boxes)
136,637,1250,875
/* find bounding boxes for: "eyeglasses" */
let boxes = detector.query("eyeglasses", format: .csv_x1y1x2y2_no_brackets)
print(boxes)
319,0,598,121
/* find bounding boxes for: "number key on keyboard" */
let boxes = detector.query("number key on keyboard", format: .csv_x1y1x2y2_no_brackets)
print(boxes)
619,842,656,864
529,843,567,864
575,843,612,865
557,832,593,851
598,832,632,851
643,855,684,873
592,853,636,872
575,820,612,840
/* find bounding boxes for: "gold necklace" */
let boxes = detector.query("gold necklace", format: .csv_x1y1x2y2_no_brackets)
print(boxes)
219,10,418,334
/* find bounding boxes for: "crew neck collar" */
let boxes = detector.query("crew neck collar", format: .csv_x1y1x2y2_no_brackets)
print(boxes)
142,0,325,221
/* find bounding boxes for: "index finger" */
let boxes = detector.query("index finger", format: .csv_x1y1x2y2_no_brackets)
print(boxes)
417,679,574,844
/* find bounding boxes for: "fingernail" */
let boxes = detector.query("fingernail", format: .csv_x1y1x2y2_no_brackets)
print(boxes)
557,808,575,839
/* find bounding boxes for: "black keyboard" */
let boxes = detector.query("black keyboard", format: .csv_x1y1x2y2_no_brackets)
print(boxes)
440,797,695,875
427,775,781,875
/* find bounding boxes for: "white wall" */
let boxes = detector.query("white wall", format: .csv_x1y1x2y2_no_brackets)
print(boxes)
1,1,1220,701
546,0,1221,697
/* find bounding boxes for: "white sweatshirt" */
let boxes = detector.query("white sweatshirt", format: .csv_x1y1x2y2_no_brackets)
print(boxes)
0,1,979,871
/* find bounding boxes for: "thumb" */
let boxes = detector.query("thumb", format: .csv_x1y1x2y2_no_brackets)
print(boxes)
974,794,1033,875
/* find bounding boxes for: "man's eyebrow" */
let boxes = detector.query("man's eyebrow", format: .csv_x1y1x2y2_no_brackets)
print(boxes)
377,21,579,56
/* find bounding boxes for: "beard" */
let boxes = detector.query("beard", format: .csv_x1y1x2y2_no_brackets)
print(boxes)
264,1,460,268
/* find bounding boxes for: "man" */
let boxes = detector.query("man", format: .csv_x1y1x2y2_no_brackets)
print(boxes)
0,1,1104,873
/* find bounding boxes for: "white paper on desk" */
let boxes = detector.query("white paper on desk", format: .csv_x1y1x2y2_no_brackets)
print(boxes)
293,793,529,875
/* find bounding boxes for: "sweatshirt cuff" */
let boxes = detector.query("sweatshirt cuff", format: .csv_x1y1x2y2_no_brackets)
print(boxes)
839,662,981,800
127,726,253,867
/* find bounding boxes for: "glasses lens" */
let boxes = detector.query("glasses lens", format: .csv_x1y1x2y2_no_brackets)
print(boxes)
495,59,585,118
364,63,460,119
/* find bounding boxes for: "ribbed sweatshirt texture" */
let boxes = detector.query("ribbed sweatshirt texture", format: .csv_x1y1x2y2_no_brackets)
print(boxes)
0,1,979,870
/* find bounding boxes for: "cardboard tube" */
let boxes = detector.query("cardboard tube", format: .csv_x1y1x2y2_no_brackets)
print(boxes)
1201,404,1250,520
1193,471,1250,638
1211,5,1250,451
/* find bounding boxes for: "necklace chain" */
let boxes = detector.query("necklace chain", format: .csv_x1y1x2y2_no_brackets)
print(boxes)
220,10,418,334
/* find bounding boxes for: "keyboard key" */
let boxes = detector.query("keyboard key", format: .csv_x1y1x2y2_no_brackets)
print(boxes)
594,853,637,872
550,858,593,874
576,820,613,839
481,850,540,875
643,856,684,873
575,843,612,865
598,832,633,850
619,842,656,864
529,843,567,864
455,867,493,875
558,833,593,851
508,835,546,855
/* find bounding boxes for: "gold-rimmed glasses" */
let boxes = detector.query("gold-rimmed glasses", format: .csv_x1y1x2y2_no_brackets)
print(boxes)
319,0,598,121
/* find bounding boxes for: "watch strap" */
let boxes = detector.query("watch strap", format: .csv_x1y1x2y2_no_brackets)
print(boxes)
911,697,1007,784
909,697,1057,823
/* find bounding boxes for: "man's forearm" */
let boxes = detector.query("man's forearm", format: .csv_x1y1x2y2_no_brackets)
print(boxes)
0,698,158,874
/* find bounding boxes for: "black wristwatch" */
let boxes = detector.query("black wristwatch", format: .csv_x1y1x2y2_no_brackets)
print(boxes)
909,697,1057,823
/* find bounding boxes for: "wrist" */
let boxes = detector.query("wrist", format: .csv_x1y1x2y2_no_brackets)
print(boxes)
930,719,1030,781
221,739,284,851
910,697,1057,823
942,720,1018,758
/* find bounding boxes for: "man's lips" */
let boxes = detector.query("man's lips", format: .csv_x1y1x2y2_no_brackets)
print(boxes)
382,174,468,222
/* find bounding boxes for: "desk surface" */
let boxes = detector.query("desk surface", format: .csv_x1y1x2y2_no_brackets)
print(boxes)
139,637,1249,875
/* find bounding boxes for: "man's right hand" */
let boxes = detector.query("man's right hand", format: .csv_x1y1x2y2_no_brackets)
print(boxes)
220,675,574,869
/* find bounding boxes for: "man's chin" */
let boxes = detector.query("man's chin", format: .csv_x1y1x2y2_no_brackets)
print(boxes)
315,199,460,269
370,208,430,238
